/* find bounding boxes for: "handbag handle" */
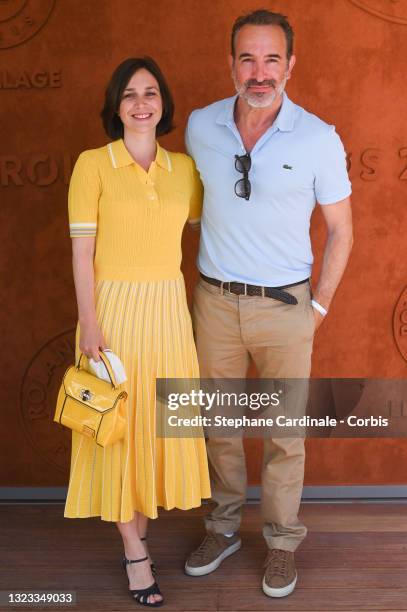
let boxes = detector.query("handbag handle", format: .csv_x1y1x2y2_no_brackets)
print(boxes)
76,351,119,390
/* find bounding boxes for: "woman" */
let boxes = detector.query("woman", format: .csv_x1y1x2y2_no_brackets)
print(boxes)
64,57,211,607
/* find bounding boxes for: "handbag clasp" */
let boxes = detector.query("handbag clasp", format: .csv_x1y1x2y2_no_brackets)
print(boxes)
81,389,92,402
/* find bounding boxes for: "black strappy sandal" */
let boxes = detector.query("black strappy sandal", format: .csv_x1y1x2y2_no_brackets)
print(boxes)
140,537,157,576
122,555,163,607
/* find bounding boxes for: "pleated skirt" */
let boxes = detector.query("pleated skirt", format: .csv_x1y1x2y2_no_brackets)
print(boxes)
64,276,211,522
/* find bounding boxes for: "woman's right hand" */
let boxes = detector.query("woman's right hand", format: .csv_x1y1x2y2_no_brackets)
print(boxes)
79,320,108,361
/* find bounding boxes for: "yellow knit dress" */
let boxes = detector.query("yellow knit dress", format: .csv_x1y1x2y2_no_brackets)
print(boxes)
64,138,211,522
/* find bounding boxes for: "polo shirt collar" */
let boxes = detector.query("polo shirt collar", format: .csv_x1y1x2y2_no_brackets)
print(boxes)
215,96,237,127
274,93,296,132
107,139,172,171
156,143,172,171
215,92,295,132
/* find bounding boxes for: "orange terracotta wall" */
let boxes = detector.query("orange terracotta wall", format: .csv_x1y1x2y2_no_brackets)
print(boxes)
1,0,406,487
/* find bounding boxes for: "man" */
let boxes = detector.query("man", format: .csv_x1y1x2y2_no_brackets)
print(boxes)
184,9,353,598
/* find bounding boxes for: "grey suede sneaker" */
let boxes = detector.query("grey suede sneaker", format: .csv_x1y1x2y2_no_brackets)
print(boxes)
184,532,241,576
262,549,297,598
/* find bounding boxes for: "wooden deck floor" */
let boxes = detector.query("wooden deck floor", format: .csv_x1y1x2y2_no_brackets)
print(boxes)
1,503,407,611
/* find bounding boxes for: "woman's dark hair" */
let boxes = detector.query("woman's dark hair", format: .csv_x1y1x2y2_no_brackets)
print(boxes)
101,56,174,139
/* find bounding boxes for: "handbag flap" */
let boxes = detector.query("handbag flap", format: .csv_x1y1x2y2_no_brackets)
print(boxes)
62,366,122,414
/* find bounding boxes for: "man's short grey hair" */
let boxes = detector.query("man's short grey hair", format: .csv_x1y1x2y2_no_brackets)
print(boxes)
231,8,294,60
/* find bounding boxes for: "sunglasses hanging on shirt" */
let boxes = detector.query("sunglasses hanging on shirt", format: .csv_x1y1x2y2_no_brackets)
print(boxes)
234,152,252,201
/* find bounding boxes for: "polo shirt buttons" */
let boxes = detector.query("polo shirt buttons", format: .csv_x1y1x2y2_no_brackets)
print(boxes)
145,179,158,205
147,188,159,207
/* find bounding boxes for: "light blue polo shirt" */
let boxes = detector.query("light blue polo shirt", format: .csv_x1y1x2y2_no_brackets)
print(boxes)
186,93,351,286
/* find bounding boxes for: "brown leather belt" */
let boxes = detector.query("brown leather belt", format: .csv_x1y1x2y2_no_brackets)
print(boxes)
200,273,309,305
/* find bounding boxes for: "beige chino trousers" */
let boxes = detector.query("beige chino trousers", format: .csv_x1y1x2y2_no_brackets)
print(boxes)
192,277,315,552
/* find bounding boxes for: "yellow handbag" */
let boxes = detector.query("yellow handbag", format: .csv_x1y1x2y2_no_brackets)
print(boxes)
54,351,128,447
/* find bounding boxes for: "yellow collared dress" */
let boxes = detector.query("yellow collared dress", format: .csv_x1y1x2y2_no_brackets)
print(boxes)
64,139,210,522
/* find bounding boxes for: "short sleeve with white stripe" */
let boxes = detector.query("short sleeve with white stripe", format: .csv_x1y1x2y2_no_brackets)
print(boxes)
68,151,101,237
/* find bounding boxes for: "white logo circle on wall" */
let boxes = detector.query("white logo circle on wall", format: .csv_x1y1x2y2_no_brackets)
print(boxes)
349,0,407,24
393,287,407,363
20,330,75,473
0,0,55,49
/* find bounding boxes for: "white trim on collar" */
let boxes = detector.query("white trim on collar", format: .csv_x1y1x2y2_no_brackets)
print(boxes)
164,149,172,172
107,143,117,168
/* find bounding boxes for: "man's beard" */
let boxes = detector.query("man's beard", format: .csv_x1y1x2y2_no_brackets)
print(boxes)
232,73,288,108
